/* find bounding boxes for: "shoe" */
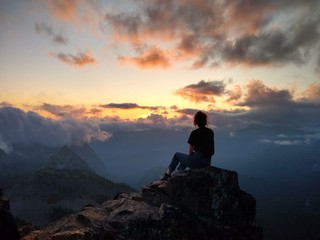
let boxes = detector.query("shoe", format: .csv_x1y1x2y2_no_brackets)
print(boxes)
160,173,171,181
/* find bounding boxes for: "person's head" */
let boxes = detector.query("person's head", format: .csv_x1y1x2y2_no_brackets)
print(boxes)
193,111,207,128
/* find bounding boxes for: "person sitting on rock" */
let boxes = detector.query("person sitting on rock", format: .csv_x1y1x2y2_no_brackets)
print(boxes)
161,111,215,180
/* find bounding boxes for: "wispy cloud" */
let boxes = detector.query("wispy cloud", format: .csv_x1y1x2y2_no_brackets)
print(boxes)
50,51,97,67
42,0,79,22
35,22,68,45
302,83,320,101
119,47,170,69
40,0,97,27
103,0,320,69
101,103,162,111
176,80,226,102
226,85,242,103
39,103,88,118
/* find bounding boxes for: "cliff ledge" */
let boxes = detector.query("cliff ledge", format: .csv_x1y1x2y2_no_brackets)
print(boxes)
22,167,263,240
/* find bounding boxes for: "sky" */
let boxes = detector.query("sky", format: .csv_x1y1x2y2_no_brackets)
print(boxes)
0,0,320,149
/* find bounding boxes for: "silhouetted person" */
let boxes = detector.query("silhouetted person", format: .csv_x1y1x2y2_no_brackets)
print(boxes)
161,111,214,180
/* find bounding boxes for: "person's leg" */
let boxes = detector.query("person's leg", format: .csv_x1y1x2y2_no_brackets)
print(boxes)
167,152,190,175
177,163,187,171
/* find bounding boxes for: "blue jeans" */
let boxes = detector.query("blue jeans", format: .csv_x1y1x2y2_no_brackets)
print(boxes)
168,152,211,172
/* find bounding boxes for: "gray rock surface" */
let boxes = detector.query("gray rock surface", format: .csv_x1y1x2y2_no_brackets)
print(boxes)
22,167,263,240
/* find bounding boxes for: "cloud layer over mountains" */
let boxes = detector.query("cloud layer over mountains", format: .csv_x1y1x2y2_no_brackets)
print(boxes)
1,78,319,153
0,107,110,153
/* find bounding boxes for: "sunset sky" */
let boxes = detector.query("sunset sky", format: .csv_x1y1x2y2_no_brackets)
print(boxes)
1,0,320,148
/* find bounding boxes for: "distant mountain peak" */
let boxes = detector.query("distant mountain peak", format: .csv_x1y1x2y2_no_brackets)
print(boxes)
46,146,94,173
70,143,110,178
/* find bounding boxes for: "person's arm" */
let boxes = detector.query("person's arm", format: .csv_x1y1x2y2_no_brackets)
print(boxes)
189,144,194,155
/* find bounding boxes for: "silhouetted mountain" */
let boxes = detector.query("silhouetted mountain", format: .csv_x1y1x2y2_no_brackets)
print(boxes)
9,144,56,167
6,146,133,227
70,143,111,178
0,148,9,165
46,146,94,173
135,165,167,188
22,167,263,240
0,149,9,178
1,144,57,181
9,167,134,227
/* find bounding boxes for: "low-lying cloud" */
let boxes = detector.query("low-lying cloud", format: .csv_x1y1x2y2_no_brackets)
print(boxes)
0,107,110,150
208,81,320,129
1,80,319,152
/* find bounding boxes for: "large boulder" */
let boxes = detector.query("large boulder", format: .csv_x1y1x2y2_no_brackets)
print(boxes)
22,167,263,240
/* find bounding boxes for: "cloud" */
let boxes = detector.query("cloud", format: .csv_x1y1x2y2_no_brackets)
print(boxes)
137,113,168,126
0,134,12,154
302,83,320,101
35,22,68,45
101,103,162,111
39,103,88,118
259,131,320,146
209,81,320,129
227,85,242,103
51,51,96,67
0,106,110,148
119,47,170,69
316,54,320,73
176,80,226,102
42,0,79,22
240,80,292,107
40,0,97,26
103,0,320,69
222,17,320,67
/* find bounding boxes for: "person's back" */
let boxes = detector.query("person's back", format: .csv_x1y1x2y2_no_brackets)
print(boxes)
188,127,214,159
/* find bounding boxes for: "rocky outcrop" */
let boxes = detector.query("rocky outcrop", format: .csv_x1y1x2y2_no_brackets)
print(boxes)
0,188,19,240
22,167,263,240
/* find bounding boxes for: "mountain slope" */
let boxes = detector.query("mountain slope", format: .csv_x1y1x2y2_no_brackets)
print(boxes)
46,146,94,173
9,146,133,227
70,143,110,178
9,168,134,227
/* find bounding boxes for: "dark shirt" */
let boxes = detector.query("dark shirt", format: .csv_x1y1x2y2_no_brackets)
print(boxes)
188,127,215,158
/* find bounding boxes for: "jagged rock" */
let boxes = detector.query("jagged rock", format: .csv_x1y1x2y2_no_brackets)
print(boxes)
22,167,263,240
0,189,19,240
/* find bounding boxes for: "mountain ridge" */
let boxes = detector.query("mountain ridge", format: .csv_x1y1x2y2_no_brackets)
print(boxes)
46,145,94,173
